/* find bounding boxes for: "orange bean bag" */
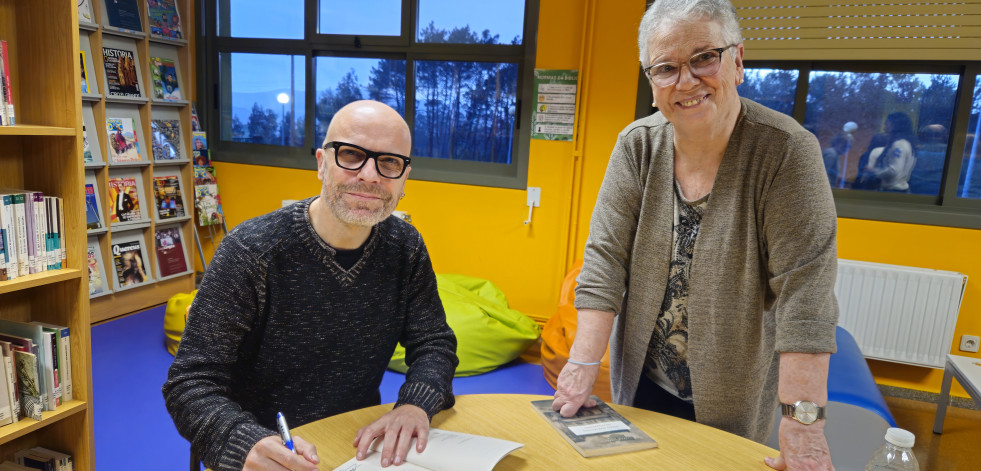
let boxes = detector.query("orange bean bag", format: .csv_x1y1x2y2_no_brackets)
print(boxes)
540,260,612,402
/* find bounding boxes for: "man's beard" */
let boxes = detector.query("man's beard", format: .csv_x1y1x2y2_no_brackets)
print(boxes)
324,181,397,227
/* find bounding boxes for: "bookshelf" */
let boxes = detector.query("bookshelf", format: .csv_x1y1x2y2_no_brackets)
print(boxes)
81,0,195,323
0,0,93,468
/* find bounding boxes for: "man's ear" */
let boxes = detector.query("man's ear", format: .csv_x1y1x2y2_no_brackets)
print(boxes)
315,148,326,181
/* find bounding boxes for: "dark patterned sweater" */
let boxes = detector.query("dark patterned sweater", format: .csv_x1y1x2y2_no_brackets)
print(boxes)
162,197,458,471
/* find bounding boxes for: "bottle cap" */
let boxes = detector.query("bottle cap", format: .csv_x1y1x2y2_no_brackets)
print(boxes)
885,427,915,448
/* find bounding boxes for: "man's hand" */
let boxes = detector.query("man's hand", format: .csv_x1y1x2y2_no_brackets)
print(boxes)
764,418,834,471
353,404,429,467
551,361,600,417
244,435,320,470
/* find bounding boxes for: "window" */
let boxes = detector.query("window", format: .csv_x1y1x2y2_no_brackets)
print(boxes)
634,62,981,228
204,0,538,188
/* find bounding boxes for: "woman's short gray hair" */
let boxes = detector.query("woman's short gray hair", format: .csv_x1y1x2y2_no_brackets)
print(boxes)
638,0,743,67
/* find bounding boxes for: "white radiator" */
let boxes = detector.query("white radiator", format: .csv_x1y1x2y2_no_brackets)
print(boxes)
835,259,968,369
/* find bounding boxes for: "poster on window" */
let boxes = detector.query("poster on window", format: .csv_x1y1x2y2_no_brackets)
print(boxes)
532,69,578,141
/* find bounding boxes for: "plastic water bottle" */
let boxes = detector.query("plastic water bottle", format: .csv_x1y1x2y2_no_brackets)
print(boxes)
866,427,919,471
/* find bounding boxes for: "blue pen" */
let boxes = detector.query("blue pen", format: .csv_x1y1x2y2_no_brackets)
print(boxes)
276,412,296,453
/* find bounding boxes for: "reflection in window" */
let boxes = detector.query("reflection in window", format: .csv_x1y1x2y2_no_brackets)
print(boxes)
222,53,306,147
958,75,981,199
219,0,303,39
413,60,517,163
738,68,798,116
805,70,958,194
417,0,524,44
315,57,406,140
318,0,401,36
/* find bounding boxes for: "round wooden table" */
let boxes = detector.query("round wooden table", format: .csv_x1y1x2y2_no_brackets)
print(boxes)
295,394,778,470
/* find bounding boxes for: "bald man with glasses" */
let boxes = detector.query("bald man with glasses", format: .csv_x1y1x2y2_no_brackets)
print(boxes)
163,100,458,471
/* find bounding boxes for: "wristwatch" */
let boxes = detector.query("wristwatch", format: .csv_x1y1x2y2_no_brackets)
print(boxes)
781,400,826,425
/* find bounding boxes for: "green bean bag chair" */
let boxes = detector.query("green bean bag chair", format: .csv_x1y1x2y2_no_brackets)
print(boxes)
389,273,541,377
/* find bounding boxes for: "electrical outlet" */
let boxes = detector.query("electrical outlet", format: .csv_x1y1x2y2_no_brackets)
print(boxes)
960,335,980,353
527,187,541,207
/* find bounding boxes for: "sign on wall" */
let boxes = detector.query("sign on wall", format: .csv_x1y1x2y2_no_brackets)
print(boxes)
532,69,579,141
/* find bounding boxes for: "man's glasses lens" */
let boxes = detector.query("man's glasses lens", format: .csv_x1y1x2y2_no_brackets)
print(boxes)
331,142,408,179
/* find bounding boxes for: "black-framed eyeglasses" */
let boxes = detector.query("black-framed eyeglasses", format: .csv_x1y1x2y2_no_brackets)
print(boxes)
323,141,411,179
643,44,737,88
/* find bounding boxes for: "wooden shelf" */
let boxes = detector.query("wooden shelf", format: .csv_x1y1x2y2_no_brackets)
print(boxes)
0,269,83,295
0,400,88,446
0,125,77,136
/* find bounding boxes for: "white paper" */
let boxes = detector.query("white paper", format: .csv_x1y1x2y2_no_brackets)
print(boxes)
332,428,523,471
567,420,630,436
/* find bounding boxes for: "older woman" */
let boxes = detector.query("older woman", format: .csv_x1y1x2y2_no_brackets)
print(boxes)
551,1,838,470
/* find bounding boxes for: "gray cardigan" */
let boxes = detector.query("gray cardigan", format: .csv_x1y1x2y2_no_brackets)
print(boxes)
576,98,839,442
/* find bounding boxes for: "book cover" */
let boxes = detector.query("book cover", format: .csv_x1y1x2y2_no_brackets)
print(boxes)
106,117,141,162
87,244,105,296
151,119,183,160
107,176,141,223
193,165,217,185
150,56,182,101
112,239,148,287
333,428,523,471
192,130,208,152
530,396,657,458
79,0,94,23
148,0,184,39
1,40,14,125
103,46,141,98
194,184,223,226
152,175,185,220
0,341,20,422
0,354,13,425
190,103,201,131
105,0,143,32
12,350,42,421
85,184,102,230
82,125,94,163
154,226,187,277
80,51,90,94
193,149,211,167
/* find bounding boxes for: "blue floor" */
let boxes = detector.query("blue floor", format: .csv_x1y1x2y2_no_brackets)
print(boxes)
92,305,555,471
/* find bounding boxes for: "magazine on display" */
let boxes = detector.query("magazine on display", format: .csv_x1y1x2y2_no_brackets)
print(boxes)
87,244,106,296
147,0,184,39
194,185,222,227
103,47,141,98
107,176,141,223
111,239,147,287
530,396,657,458
150,119,183,160
84,184,102,230
80,52,90,94
82,125,94,163
78,0,94,23
104,0,143,32
152,175,185,220
150,56,181,101
153,226,187,277
106,117,141,162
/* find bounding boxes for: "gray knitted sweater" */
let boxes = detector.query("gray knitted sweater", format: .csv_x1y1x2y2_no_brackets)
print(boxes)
162,197,458,470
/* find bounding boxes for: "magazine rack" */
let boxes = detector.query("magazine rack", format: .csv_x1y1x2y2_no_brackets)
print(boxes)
81,0,195,322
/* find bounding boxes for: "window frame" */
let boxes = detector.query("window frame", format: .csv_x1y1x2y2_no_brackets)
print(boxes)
198,0,539,189
634,59,981,229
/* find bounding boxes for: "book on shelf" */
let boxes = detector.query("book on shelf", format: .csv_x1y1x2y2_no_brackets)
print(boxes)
154,226,187,277
150,119,183,160
107,176,141,224
0,320,55,413
1,40,15,126
150,56,181,101
0,341,20,423
529,396,658,458
30,323,71,404
332,428,523,471
42,197,63,270
78,0,94,23
0,462,35,471
0,233,6,281
106,117,141,162
34,329,60,409
148,0,184,39
112,239,148,287
25,447,73,471
87,243,107,297
0,192,28,277
80,52,90,94
104,0,143,32
152,175,185,220
84,185,102,230
82,125,94,163
102,46,142,98
0,351,13,426
10,352,40,421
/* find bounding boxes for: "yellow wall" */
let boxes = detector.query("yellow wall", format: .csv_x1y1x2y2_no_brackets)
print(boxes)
210,0,977,398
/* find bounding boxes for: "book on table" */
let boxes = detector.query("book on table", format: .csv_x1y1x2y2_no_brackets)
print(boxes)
332,428,523,471
530,395,658,458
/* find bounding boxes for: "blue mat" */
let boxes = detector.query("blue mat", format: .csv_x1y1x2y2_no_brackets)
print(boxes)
93,305,554,471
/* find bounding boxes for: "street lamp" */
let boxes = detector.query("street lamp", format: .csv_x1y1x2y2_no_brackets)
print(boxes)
277,92,290,146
